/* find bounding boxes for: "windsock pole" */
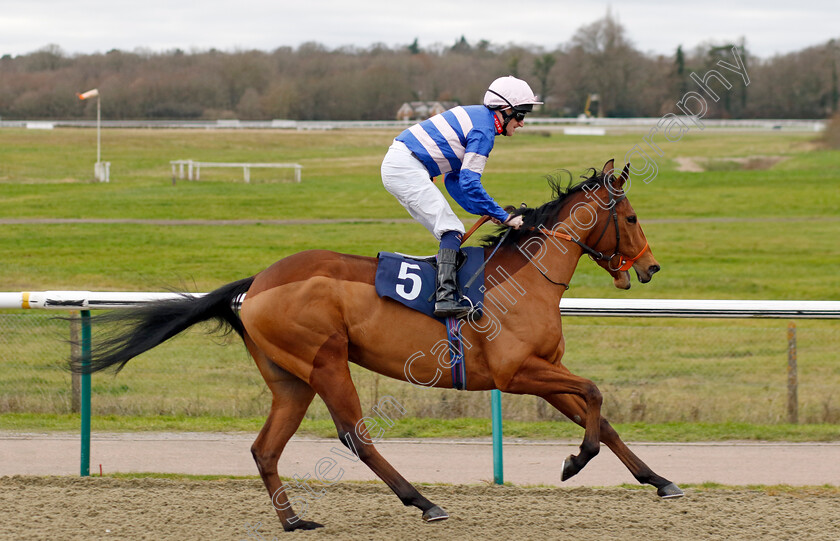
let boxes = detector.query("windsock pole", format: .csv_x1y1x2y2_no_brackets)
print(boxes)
77,89,101,180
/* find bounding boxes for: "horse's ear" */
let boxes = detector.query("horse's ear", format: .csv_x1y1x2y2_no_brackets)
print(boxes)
602,159,615,178
616,162,630,188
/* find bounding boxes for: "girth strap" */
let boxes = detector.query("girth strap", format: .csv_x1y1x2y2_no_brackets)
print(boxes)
445,316,467,390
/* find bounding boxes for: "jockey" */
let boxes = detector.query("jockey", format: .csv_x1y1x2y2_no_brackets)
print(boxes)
381,76,541,318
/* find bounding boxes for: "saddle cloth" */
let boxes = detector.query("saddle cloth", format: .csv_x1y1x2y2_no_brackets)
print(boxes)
375,247,484,322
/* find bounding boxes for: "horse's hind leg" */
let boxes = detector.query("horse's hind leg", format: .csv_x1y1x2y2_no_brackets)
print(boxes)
246,341,323,531
309,336,448,522
545,393,684,498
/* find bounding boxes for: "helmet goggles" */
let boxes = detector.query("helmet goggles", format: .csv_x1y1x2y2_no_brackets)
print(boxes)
512,104,533,121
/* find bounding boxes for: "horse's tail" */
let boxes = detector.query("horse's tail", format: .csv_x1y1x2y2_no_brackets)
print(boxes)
71,276,255,375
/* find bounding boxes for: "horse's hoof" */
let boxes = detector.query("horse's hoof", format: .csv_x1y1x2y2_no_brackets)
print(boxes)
657,482,685,499
286,520,324,531
561,455,578,481
422,505,449,522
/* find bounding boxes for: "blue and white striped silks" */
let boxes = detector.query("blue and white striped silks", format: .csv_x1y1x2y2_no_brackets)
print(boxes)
395,105,509,223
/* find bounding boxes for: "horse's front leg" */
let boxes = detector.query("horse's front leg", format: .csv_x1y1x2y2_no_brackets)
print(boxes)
546,393,684,498
502,355,603,480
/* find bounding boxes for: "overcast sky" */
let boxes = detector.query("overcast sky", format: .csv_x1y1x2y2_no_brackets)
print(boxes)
1,0,837,59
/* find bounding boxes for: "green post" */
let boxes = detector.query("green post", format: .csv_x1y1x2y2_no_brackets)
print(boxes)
491,389,503,484
80,310,91,477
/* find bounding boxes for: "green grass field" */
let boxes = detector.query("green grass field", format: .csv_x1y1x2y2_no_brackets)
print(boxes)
1,127,838,439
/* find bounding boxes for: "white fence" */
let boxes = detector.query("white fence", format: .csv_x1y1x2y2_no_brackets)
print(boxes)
2,291,839,317
0,118,827,132
170,160,302,183
2,291,839,427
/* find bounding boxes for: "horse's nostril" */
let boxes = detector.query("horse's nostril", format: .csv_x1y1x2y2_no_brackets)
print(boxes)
649,265,661,275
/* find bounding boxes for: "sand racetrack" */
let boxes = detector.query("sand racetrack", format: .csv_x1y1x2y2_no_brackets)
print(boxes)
2,476,840,540
3,434,840,539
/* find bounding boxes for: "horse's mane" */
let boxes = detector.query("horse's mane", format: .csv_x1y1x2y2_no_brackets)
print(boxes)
481,168,605,248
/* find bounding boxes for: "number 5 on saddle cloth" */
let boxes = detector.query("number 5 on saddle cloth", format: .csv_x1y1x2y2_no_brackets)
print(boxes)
375,247,484,321
374,247,485,390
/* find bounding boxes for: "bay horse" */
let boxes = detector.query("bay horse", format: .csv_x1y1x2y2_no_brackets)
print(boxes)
76,159,683,532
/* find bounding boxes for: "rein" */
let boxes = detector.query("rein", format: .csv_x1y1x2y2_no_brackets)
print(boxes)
459,182,650,291
535,190,648,274
463,228,510,290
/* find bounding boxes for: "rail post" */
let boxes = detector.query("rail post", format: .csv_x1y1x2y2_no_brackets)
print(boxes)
70,311,81,413
80,310,91,476
787,322,798,424
491,389,503,484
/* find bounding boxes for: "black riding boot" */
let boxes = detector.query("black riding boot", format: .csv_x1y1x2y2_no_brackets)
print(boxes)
433,248,470,319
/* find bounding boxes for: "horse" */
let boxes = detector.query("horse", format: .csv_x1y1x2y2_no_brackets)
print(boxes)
75,159,683,532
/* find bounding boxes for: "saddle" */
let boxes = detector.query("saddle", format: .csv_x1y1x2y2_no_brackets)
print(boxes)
375,247,485,322
375,248,481,390
373,218,494,391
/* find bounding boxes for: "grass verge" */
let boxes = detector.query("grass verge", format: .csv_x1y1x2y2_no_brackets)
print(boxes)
2,413,838,442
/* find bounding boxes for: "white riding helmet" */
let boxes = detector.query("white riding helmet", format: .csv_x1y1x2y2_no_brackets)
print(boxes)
483,76,543,111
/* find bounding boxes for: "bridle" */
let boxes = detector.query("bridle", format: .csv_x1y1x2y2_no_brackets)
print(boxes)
529,182,649,286
460,178,650,290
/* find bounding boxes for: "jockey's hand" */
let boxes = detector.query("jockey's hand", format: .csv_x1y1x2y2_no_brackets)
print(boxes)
503,214,524,229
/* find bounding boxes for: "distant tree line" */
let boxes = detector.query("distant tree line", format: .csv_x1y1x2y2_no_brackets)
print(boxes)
1,13,837,120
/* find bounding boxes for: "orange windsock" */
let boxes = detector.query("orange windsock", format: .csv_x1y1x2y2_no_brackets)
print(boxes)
77,88,99,100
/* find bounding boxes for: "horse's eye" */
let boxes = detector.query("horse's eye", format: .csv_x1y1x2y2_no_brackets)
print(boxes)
627,215,637,224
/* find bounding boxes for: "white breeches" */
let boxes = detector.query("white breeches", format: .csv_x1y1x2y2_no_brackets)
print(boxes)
381,140,465,240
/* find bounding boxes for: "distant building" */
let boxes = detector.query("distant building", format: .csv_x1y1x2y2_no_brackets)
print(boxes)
396,101,459,121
